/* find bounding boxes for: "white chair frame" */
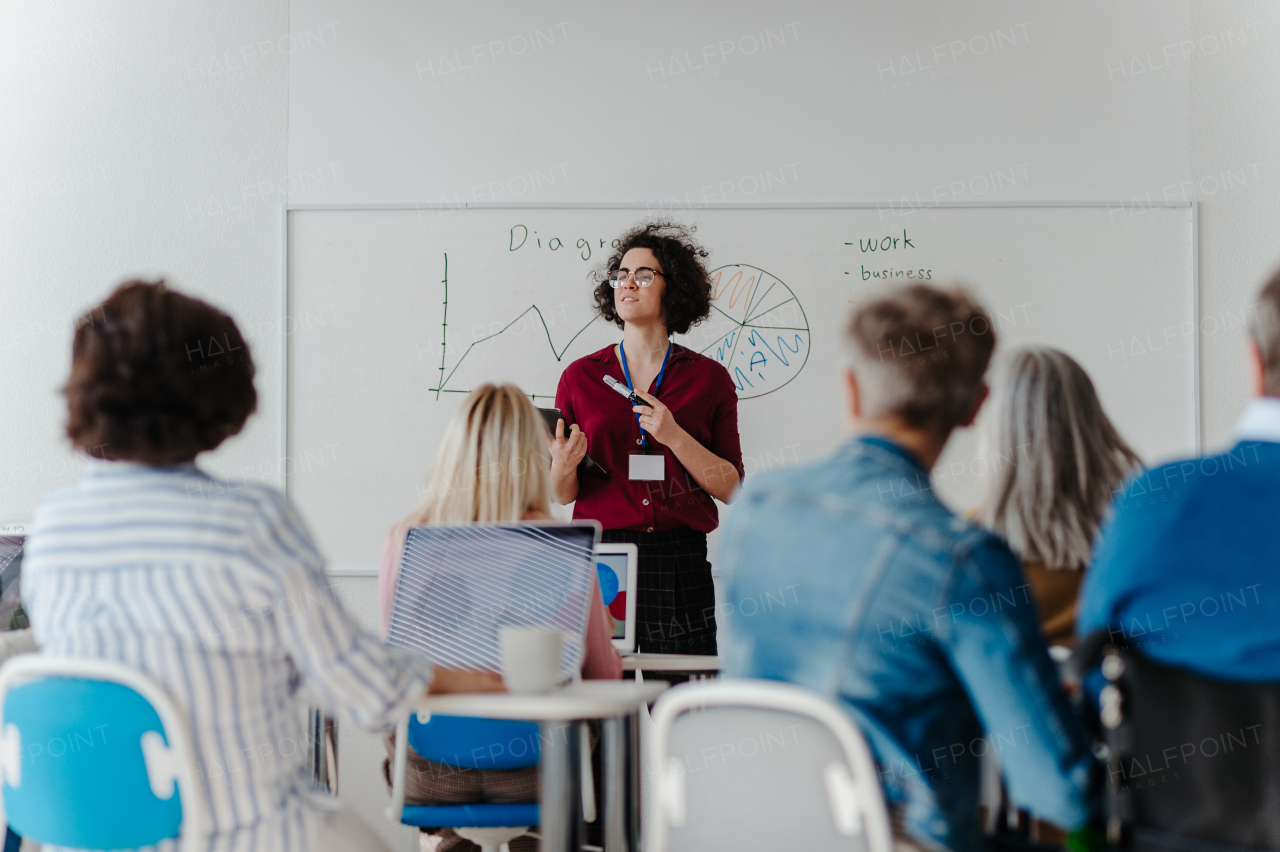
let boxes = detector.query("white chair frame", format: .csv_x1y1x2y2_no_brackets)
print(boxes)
646,678,893,852
0,655,207,852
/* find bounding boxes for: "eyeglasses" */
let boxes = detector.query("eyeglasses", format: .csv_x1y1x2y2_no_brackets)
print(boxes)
608,268,664,288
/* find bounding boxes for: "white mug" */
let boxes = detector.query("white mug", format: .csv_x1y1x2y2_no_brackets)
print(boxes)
499,626,566,694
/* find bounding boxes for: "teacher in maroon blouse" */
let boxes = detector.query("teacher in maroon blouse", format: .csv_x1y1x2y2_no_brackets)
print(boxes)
550,221,743,656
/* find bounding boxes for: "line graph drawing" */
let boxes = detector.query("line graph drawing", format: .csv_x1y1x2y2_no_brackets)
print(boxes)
433,253,449,399
429,253,598,400
697,264,810,399
428,256,808,403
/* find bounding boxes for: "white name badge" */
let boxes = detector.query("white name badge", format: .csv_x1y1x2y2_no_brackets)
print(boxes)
629,454,665,481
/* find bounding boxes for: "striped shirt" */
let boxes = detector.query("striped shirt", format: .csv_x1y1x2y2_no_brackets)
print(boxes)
23,461,433,852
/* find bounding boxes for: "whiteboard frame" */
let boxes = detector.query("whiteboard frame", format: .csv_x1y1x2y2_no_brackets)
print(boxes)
286,200,1196,211
280,200,1200,569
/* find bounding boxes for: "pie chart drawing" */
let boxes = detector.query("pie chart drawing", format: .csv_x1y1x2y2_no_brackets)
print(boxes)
697,264,810,399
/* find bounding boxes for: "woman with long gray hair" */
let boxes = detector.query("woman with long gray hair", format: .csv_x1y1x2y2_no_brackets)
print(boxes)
978,348,1141,647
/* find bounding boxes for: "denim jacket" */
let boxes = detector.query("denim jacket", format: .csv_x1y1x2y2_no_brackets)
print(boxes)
719,437,1096,852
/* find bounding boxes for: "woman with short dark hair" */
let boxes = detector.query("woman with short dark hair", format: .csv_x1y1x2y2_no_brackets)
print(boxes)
25,280,497,852
550,221,744,655
62,281,259,464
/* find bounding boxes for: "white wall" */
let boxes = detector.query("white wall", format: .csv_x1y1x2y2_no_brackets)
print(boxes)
1190,2,1280,445
5,2,1280,850
1,1,290,523
288,1,1191,205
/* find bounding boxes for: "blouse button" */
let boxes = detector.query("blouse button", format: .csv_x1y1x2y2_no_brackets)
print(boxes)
642,499,650,505
647,526,654,532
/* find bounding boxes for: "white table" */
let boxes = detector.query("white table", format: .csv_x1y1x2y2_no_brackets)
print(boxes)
621,653,722,673
416,680,667,852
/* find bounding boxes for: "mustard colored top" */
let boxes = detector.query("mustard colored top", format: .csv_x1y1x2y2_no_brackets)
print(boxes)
1022,561,1084,648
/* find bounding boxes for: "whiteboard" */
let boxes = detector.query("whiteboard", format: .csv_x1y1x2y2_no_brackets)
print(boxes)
287,204,1196,573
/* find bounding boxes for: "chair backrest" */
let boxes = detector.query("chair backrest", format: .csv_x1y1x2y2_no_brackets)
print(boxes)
1077,630,1280,850
646,679,893,852
0,655,203,851
387,523,599,682
408,714,541,771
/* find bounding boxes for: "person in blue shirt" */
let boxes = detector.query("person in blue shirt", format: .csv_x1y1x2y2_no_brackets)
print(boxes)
718,285,1097,852
1078,271,1280,680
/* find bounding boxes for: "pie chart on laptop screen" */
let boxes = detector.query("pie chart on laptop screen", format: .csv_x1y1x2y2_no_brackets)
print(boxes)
596,558,627,638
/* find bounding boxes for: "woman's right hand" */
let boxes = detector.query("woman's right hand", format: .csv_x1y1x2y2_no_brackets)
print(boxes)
549,419,588,471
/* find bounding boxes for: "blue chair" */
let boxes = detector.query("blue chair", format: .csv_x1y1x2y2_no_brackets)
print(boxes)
0,655,205,852
387,711,596,852
385,523,601,851
387,713,540,852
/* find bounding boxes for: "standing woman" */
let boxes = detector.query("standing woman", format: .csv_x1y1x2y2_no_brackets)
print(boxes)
551,221,743,655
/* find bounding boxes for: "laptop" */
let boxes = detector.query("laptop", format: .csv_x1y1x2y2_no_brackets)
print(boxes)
594,542,638,654
388,521,602,680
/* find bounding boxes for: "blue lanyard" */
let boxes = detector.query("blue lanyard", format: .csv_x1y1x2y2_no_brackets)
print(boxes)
618,340,672,451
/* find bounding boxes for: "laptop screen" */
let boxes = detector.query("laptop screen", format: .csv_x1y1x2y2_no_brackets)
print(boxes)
596,552,629,641
0,536,27,632
388,523,599,678
595,542,638,653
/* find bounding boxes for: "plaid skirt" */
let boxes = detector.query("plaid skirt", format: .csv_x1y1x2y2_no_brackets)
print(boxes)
601,528,718,655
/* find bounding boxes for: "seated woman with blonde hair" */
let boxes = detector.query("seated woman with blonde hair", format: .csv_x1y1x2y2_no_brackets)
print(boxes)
978,348,1141,648
377,383,621,852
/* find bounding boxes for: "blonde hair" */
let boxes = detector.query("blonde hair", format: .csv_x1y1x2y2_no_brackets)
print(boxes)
410,383,551,525
979,348,1140,570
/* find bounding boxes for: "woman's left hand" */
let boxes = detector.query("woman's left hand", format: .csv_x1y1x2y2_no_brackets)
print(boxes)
633,389,687,447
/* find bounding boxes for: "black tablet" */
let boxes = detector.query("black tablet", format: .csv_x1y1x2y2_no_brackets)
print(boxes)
538,407,610,480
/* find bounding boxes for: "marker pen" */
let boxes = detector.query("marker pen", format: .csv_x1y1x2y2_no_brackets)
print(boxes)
603,375,643,406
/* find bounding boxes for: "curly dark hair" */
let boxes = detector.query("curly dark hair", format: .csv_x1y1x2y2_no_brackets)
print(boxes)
592,220,713,336
64,280,257,465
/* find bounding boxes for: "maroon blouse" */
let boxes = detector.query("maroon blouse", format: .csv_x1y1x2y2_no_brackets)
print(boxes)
555,343,744,533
